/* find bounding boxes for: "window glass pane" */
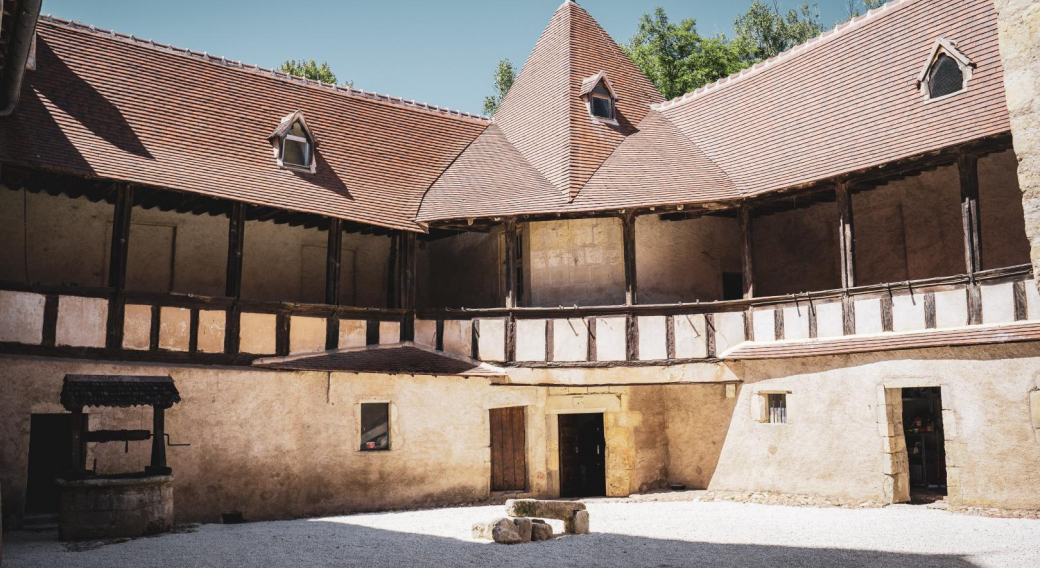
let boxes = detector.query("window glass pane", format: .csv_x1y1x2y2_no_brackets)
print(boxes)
591,96,613,119
360,402,390,451
929,54,963,98
282,138,309,167
768,394,787,424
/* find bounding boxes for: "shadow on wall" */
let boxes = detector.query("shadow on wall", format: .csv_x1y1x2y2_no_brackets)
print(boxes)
1,515,988,568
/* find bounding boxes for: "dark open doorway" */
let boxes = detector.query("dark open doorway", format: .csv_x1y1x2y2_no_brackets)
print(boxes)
901,387,947,503
25,413,87,517
558,413,606,498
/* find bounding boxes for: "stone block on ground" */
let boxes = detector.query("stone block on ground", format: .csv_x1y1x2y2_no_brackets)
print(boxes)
505,499,585,521
531,520,553,541
492,518,522,544
511,517,533,542
565,510,590,534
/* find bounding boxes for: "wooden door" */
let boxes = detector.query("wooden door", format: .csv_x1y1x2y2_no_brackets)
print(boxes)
558,413,606,497
490,406,526,492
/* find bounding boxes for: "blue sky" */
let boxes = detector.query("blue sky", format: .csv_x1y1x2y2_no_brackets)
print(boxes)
42,0,861,115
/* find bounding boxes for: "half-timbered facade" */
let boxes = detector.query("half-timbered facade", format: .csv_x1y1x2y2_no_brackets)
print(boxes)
2,0,1039,527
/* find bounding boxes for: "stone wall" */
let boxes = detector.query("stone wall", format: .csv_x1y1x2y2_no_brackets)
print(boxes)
979,148,1032,270
635,214,741,303
992,0,1040,287
0,357,679,526
0,187,113,288
419,229,501,309
0,187,391,307
526,217,625,307
853,164,966,285
752,201,841,296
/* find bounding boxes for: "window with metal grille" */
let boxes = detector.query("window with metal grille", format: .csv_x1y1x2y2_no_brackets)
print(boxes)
768,394,787,424
928,54,964,99
360,402,390,451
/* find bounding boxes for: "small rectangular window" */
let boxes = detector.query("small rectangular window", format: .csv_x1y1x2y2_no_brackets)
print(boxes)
591,96,613,119
360,402,390,451
768,394,787,424
282,136,310,167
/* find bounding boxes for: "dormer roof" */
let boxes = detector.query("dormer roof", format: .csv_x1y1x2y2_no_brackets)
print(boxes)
578,71,616,99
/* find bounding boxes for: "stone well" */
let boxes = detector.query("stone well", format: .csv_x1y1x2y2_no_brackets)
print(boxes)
56,475,173,541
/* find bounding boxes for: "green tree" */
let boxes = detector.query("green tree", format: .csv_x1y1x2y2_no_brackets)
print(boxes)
842,0,887,19
278,59,352,87
732,1,823,64
483,58,516,116
624,7,744,100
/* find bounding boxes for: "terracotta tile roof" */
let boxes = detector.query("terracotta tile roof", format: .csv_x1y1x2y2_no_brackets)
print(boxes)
0,17,488,231
417,124,561,222
572,111,739,210
722,321,1040,360
252,343,506,377
493,1,663,202
0,0,1015,228
655,0,1010,198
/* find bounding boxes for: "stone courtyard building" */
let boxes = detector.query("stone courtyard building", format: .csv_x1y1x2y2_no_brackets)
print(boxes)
1,0,1040,530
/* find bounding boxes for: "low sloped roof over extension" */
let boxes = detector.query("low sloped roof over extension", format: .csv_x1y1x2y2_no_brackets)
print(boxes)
60,375,181,409
253,343,506,377
0,18,488,231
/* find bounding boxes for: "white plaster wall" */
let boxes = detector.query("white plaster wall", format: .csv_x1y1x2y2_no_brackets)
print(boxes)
708,343,1040,508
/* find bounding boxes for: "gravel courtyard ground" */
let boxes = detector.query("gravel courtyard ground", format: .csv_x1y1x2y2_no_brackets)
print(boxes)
4,498,1040,568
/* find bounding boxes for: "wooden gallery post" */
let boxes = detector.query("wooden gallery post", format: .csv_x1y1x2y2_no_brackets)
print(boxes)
503,219,519,361
326,218,343,349
622,211,638,360
835,182,856,335
105,184,134,350
959,154,983,325
224,201,246,354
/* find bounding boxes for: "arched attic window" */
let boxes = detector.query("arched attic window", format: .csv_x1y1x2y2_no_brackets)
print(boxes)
917,39,974,101
580,72,617,123
269,111,318,173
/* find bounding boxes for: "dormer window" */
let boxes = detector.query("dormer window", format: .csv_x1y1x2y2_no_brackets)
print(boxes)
917,39,973,101
269,111,318,173
579,71,618,124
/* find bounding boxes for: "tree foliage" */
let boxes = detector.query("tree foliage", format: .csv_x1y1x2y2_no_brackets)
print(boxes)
843,0,888,19
625,2,829,100
278,59,352,87
623,8,744,101
483,58,516,116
